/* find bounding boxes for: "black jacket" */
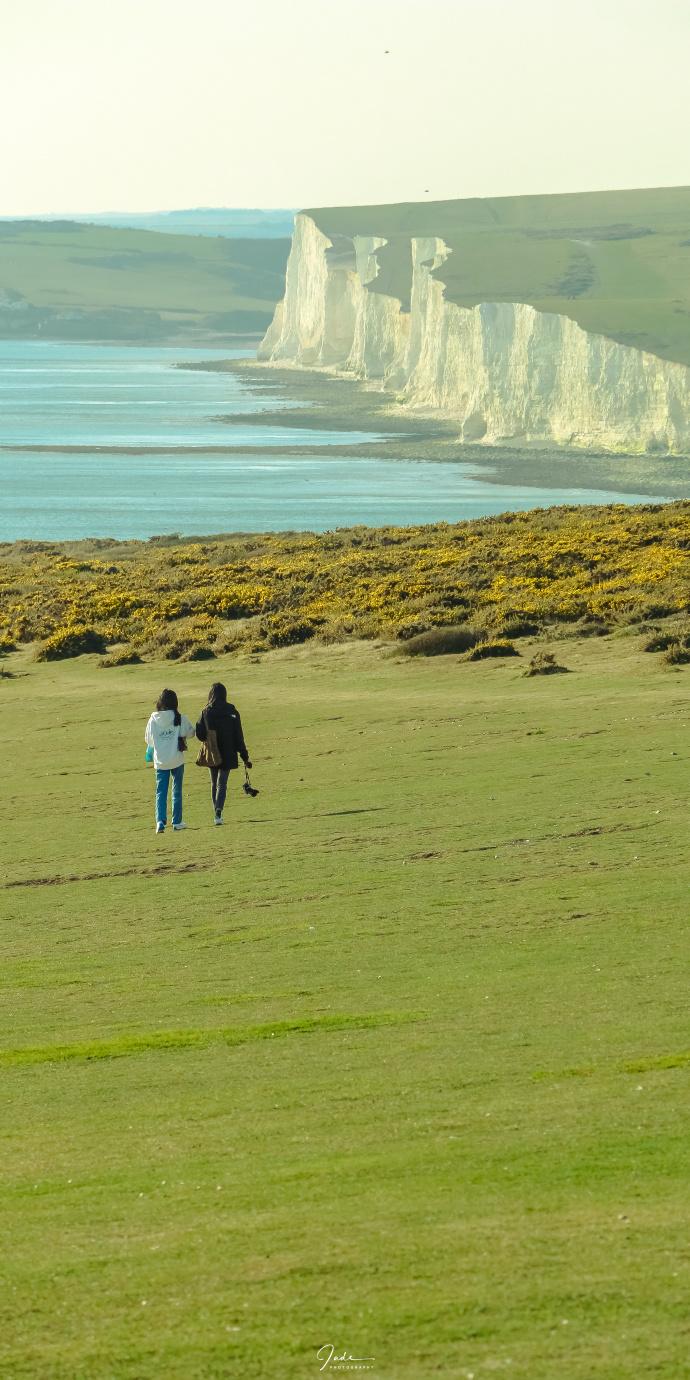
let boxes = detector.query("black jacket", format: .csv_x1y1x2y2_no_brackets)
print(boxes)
196,703,249,771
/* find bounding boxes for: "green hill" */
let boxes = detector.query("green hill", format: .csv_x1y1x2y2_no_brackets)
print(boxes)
0,221,290,342
2,208,296,238
308,185,690,367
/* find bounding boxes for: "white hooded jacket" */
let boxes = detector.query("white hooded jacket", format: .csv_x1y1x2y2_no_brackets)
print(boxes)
145,709,196,769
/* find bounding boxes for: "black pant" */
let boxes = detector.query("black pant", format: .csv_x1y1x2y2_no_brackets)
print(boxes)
210,767,229,814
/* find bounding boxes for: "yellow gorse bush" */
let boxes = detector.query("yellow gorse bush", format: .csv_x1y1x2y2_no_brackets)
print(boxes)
0,502,687,661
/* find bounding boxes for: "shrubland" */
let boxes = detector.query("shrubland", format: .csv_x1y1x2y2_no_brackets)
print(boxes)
0,502,687,666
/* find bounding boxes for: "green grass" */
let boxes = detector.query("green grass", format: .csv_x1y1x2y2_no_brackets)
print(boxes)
0,1012,422,1069
0,221,290,341
1,635,688,1378
308,185,690,367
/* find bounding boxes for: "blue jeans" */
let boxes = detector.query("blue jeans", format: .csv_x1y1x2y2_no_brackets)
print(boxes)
155,764,184,827
210,766,229,815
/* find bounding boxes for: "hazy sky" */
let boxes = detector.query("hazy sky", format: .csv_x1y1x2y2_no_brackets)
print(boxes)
2,0,689,214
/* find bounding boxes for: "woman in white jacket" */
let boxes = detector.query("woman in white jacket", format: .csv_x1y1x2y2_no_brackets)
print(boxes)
144,688,196,834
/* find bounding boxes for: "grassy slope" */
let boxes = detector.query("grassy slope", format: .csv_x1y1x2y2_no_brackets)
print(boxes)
0,222,290,341
1,636,688,1379
3,503,688,663
308,185,690,367
15,209,297,238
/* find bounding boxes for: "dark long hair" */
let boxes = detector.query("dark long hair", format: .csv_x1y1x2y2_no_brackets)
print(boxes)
156,688,181,726
206,682,227,709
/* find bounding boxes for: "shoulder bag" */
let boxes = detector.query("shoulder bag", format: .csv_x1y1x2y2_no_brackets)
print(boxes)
195,715,223,768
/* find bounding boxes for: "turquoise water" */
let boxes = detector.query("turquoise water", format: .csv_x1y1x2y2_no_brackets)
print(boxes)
0,341,660,540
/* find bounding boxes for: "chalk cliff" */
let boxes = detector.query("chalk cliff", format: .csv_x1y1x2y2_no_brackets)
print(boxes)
259,213,690,453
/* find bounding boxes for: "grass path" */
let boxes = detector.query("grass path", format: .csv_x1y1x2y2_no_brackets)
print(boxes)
0,637,687,1378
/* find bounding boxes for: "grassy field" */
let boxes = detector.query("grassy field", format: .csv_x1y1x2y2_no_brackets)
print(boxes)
308,185,690,367
0,221,290,342
1,631,688,1378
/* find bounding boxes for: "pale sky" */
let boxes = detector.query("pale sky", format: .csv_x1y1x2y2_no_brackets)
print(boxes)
1,0,689,215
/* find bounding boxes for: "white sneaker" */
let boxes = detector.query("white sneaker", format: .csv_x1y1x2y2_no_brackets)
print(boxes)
156,823,165,834
173,822,187,831
214,813,224,826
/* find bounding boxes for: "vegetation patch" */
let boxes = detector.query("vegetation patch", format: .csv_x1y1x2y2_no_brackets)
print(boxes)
1,503,687,663
663,642,690,665
466,639,519,660
399,624,480,657
644,631,678,652
35,625,106,661
524,651,569,676
496,616,541,639
535,1049,690,1080
575,615,611,637
0,1010,424,1068
262,615,320,648
643,623,690,665
98,647,142,668
622,1050,690,1074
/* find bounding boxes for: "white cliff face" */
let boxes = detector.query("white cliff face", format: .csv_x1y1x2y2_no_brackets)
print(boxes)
259,213,690,453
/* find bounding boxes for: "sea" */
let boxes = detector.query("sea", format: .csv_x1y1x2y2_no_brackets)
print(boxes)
0,341,660,542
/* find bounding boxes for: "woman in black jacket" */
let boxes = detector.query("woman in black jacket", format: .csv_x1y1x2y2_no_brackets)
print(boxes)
196,682,251,825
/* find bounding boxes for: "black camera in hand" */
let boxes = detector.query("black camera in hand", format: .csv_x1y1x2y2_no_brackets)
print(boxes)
243,765,259,797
